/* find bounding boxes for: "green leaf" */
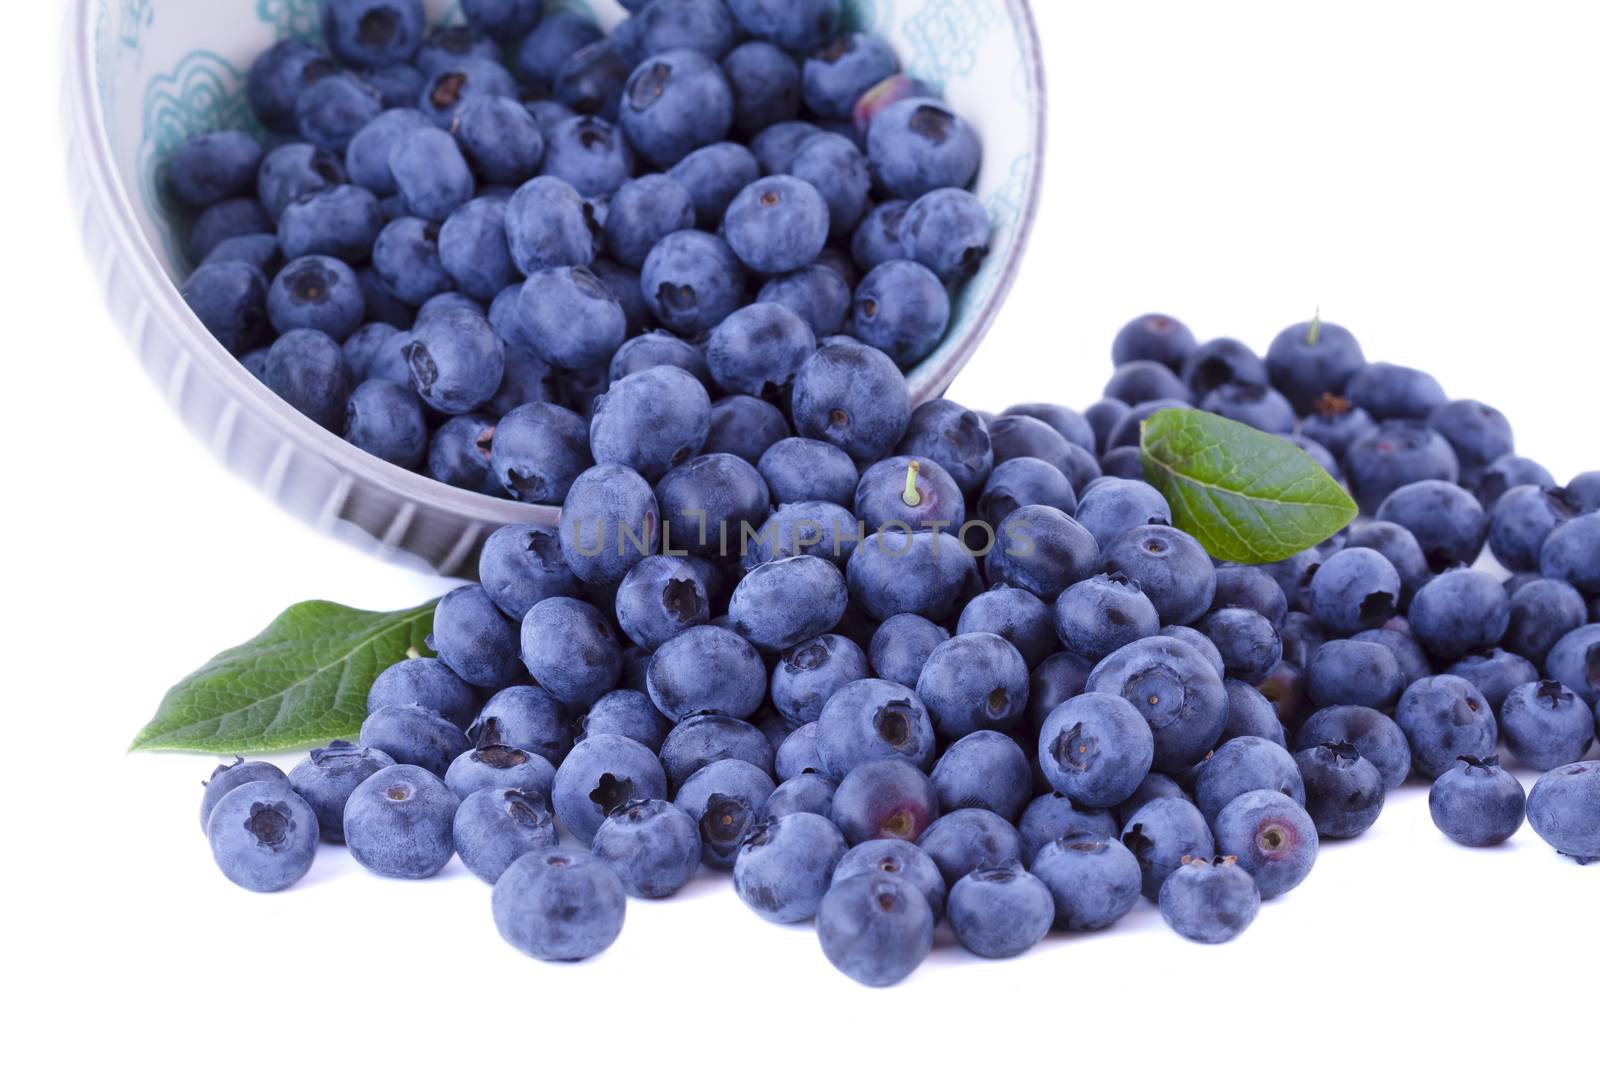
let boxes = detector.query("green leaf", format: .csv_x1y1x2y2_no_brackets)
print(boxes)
131,600,438,754
1140,408,1358,565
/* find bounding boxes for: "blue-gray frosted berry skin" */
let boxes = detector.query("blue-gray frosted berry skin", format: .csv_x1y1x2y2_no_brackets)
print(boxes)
674,758,777,867
1500,681,1595,771
916,808,1023,886
432,585,522,688
829,759,940,845
199,758,289,832
1017,793,1119,864
207,781,319,892
551,735,668,846
771,634,869,728
492,849,627,961
1158,857,1261,944
1545,624,1600,708
1120,796,1214,900
1193,736,1306,823
733,813,849,923
1396,675,1498,779
343,765,459,879
358,705,470,778
1429,756,1526,847
1526,761,1600,863
477,525,581,621
519,596,623,706
470,685,572,767
1030,832,1143,931
1087,636,1229,775
915,633,1030,740
1221,678,1288,747
1212,790,1318,900
1037,693,1154,809
1295,704,1412,791
453,787,559,883
816,872,934,987
579,690,671,753
947,862,1054,959
987,505,1099,602
1099,525,1217,627
929,730,1032,823
288,742,397,842
729,557,848,652
648,626,769,723
660,714,774,789
816,678,938,778
443,743,556,801
1294,742,1385,839
592,798,702,899
791,339,911,465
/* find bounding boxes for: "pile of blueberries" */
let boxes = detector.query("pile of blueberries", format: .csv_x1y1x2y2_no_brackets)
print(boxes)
174,0,990,502
198,293,1600,984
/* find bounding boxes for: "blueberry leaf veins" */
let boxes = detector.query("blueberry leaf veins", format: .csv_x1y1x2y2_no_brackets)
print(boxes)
1139,408,1357,565
130,599,438,754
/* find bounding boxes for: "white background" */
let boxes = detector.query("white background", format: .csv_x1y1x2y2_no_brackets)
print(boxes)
9,1,1598,1063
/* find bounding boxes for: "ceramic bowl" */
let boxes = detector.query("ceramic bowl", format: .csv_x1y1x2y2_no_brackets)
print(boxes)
63,0,1045,573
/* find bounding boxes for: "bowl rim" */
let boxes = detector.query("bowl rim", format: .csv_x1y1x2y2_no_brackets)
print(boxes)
65,0,1047,542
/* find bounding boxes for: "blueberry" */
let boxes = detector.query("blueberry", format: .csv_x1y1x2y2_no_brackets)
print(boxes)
181,261,270,356
370,215,449,306
645,625,768,723
295,72,383,153
1288,741,1384,839
850,259,950,368
201,232,285,278
750,264,848,337
775,722,825,779
266,256,363,342
727,557,848,652
730,812,849,923
618,49,734,168
1396,674,1498,779
719,41,800,136
1070,482,1167,552
1343,361,1445,421
1343,520,1430,608
704,396,791,466
1260,317,1365,413
920,731,1029,823
477,526,574,621
503,176,600,276
1088,635,1228,774
1119,796,1214,900
1408,568,1509,662
1569,471,1600,513
1545,624,1600,707
891,403,992,504
1301,394,1377,461
610,331,707,387
817,872,933,987
611,556,709,653
1350,626,1431,690
322,0,423,67
1427,755,1526,847
261,328,348,431
205,781,318,892
1505,578,1589,664
419,56,518,128
1306,638,1404,711
1103,531,1219,633
1015,793,1117,865
909,633,1027,741
549,39,633,121
854,455,962,532
656,451,770,558
588,373,711,486
1027,832,1141,931
667,141,761,227
866,96,980,199
788,133,871,239
1476,454,1556,509
977,457,1078,531
915,808,1023,887
558,459,662,580
832,842,947,922
461,0,541,42
366,657,478,732
936,862,1053,960
402,306,503,415
706,302,816,398
492,848,627,960
1501,680,1595,771
1192,736,1304,823
641,229,748,337
1210,789,1317,898
278,183,384,265
758,438,859,508
427,412,500,491
1490,486,1583,579
166,131,262,210
816,678,937,778
955,587,1052,670
1377,481,1489,575
675,757,777,867
1526,760,1600,863
444,734,556,799
358,704,469,778
342,379,425,468
983,505,1096,603
660,714,774,789
762,774,837,820
791,338,911,462
849,200,910,275
633,0,738,58
722,174,830,276
1157,856,1260,944
248,39,336,133
342,764,458,878
447,786,556,884
540,113,635,196
1189,608,1278,685
575,691,669,753
553,735,669,848
417,24,500,76
1541,511,1600,596
1110,313,1195,371
766,634,865,727
586,799,701,899
1032,693,1153,813
1423,398,1512,480
893,188,991,286
1295,705,1410,791
198,758,289,833
743,500,858,569
471,686,572,766
867,614,950,689
518,596,621,706
1345,423,1460,514
727,0,841,52
515,10,604,94
1104,361,1190,408
286,742,396,844
1444,648,1538,712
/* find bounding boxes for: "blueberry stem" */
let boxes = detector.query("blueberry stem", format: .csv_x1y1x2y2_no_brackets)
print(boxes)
1306,308,1322,346
902,461,923,507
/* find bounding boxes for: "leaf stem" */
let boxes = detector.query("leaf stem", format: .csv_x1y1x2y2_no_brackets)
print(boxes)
1306,308,1322,346
902,461,922,507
